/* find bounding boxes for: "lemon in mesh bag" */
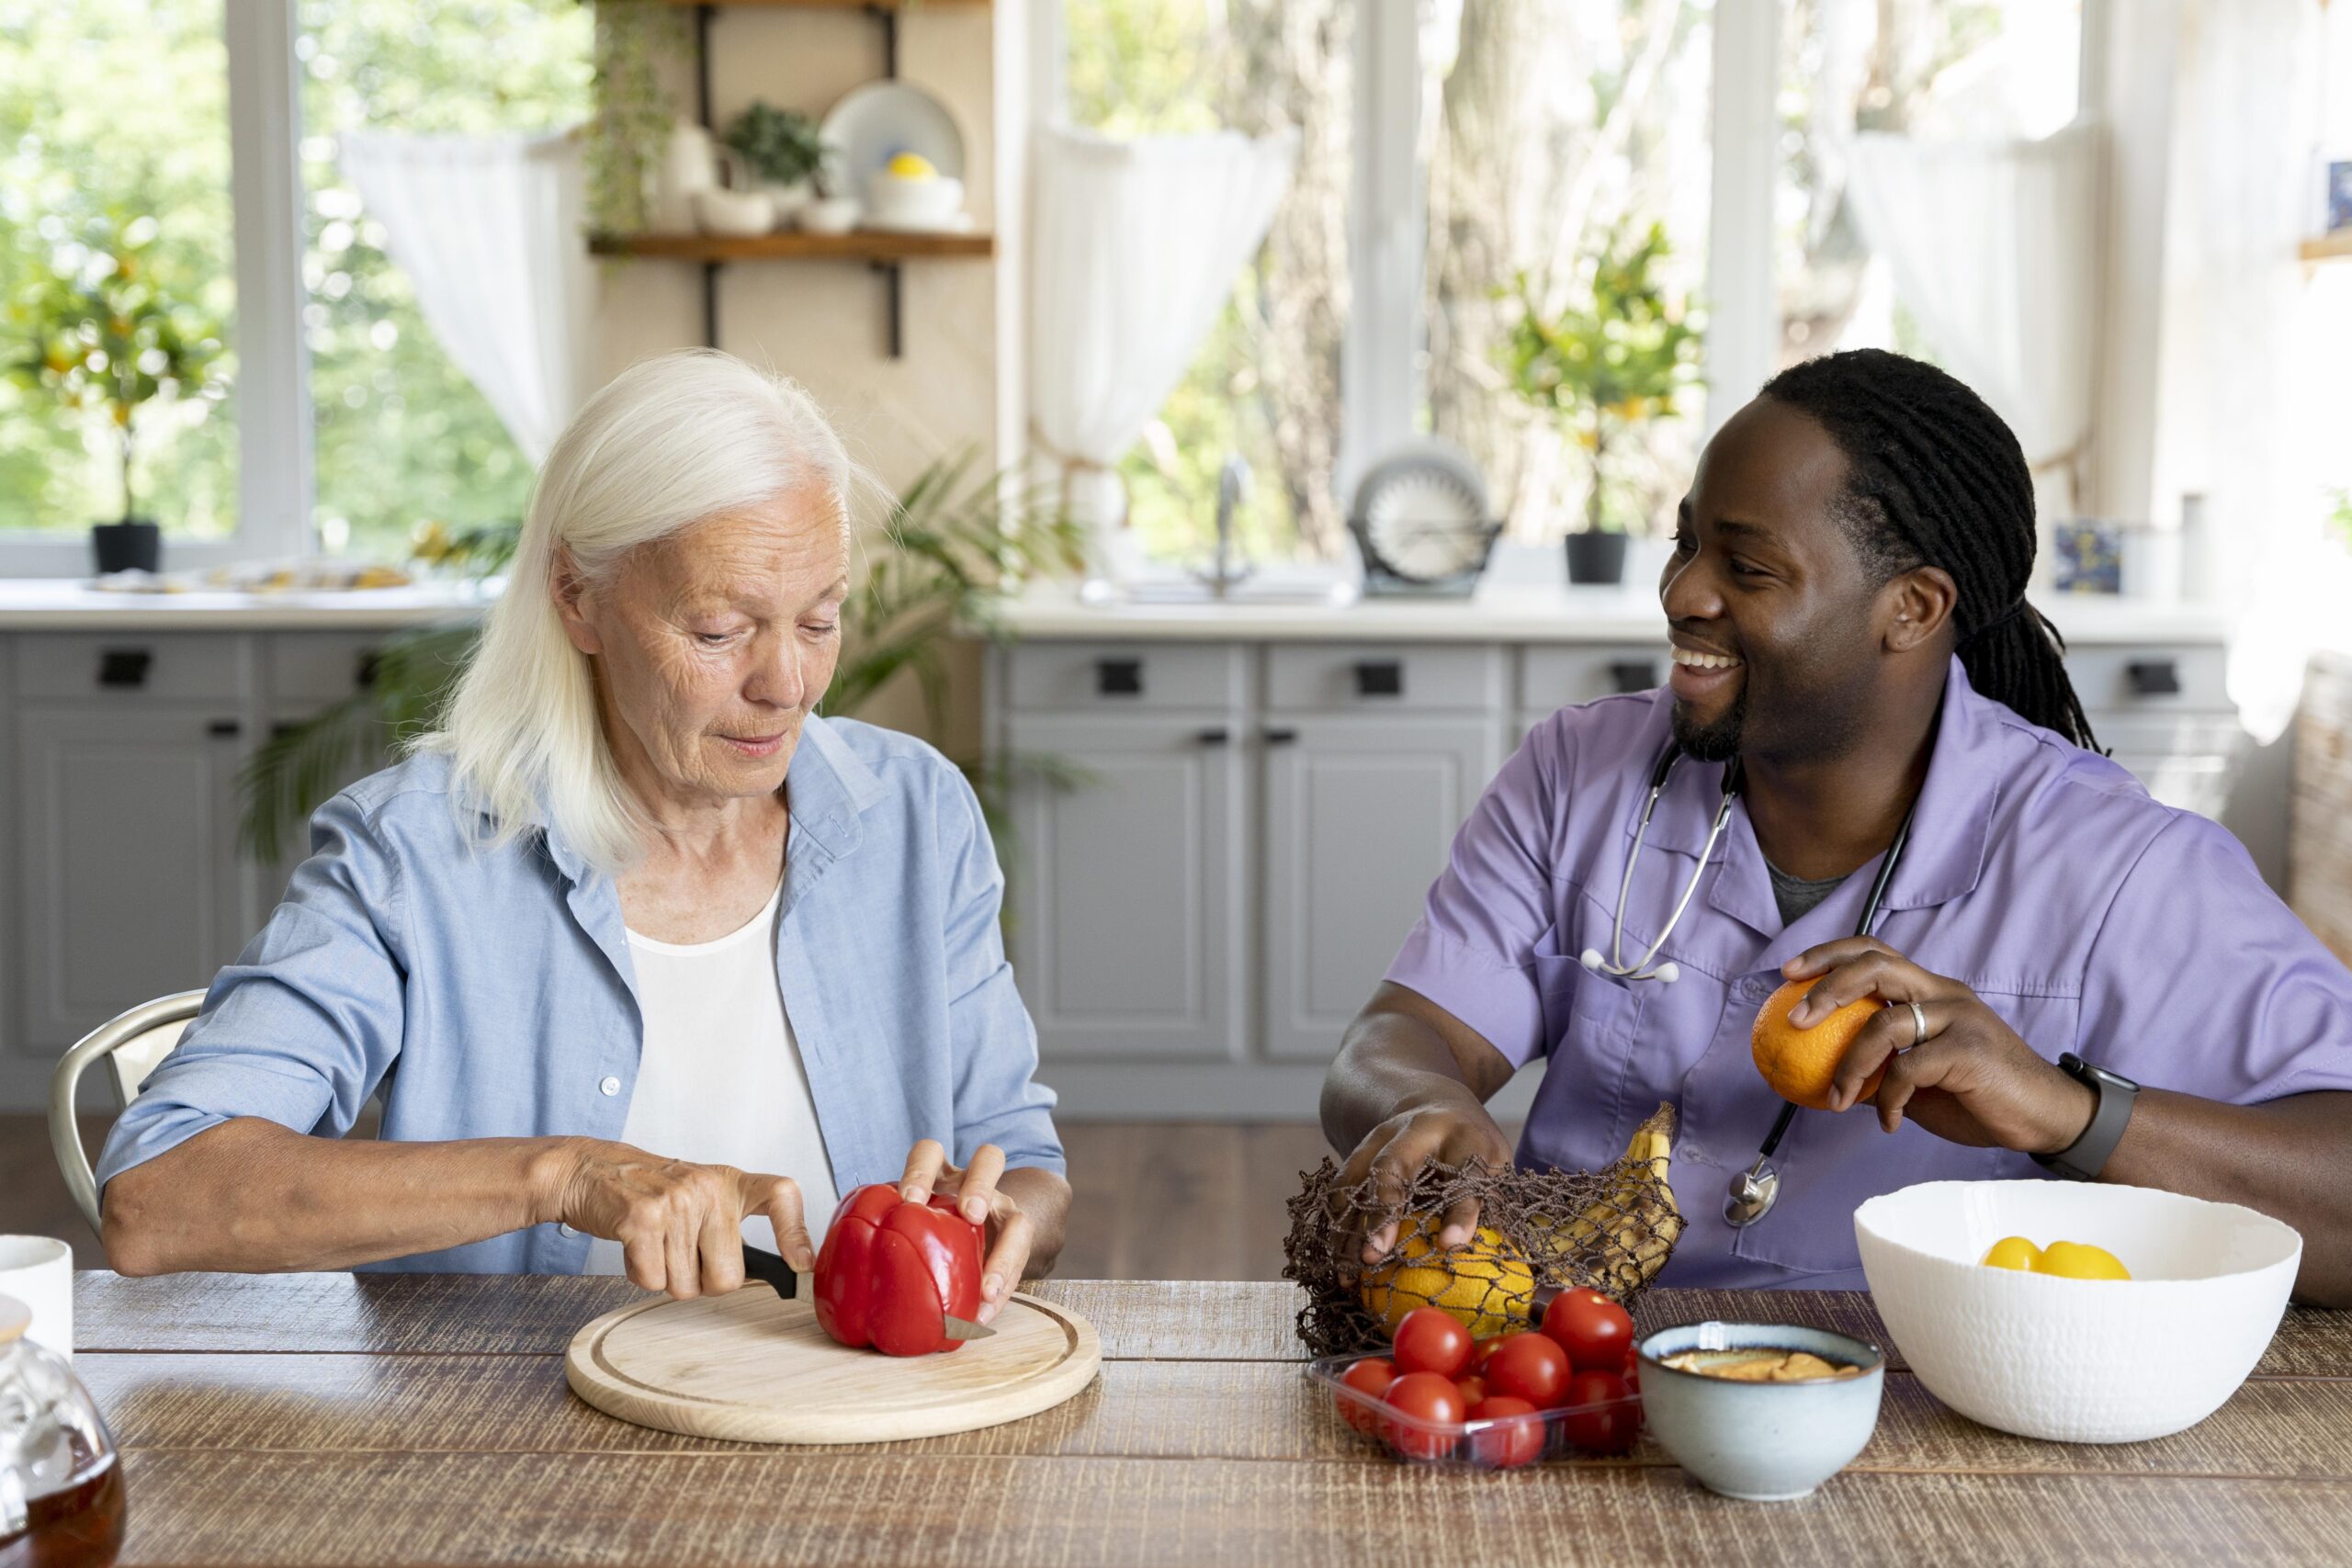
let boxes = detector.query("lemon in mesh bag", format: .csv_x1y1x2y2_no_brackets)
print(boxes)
1358,1218,1537,1339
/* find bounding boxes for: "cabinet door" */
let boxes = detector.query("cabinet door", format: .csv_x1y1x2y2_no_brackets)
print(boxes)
1004,714,1238,1060
15,706,250,1051
1261,716,1493,1061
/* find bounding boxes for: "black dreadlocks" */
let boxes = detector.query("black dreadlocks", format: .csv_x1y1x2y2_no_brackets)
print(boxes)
1758,348,2100,752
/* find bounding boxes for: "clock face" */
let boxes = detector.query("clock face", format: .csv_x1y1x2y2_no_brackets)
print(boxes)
1362,466,1489,581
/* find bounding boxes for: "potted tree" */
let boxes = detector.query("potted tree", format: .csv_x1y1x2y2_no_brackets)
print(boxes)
1501,222,1702,584
10,213,226,574
720,101,831,228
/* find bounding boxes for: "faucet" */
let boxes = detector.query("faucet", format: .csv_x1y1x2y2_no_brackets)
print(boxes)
1194,453,1255,597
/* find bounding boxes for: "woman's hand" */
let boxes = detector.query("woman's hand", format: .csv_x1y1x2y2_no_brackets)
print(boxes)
897,1139,1033,1324
541,1137,812,1300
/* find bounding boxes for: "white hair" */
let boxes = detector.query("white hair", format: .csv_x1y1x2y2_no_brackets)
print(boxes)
416,348,856,876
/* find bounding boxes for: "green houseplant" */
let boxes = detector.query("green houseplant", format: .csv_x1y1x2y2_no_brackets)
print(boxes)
8,211,226,570
722,101,831,199
1500,221,1702,583
239,452,1088,863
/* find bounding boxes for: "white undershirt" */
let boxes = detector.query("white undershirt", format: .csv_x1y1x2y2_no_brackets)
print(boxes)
583,877,841,1275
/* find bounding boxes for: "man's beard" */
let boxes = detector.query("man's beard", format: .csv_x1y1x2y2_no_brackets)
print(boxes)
1671,686,1747,761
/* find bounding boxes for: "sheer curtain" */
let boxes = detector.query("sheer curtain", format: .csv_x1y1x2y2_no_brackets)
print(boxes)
1844,120,2100,525
1028,125,1297,568
338,130,595,465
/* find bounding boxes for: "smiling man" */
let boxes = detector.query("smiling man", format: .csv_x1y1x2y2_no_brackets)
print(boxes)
1321,349,2352,1302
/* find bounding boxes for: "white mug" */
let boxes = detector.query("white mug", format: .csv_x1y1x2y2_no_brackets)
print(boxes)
0,1235,73,1361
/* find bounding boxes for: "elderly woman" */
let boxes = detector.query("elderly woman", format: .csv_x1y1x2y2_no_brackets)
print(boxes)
97,350,1068,1317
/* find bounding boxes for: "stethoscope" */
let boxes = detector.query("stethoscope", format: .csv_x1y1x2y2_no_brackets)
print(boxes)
1578,740,1915,1229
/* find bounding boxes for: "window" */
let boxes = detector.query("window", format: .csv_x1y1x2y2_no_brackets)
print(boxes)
1063,0,1354,565
299,0,592,558
0,0,588,571
1051,0,2093,562
1775,0,2082,367
0,0,238,540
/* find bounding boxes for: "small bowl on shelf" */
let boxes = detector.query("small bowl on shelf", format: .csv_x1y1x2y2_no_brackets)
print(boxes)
692,186,775,239
797,195,862,235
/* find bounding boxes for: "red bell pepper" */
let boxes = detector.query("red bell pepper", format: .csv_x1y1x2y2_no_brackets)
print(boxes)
812,1182,987,1357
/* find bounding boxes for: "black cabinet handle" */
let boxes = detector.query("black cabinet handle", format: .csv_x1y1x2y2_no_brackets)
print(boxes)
1262,727,1300,746
207,718,243,739
2127,659,2181,697
97,649,153,689
1095,658,1144,697
1194,727,1230,747
1610,659,1661,694
356,650,382,689
1352,660,1404,698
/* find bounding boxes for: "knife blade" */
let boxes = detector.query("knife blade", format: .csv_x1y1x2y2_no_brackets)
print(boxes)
738,1243,995,1341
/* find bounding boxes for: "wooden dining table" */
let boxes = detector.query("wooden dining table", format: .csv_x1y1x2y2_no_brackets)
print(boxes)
67,1270,2352,1565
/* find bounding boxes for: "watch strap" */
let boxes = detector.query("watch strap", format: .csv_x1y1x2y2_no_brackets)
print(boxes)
2031,1052,2139,1181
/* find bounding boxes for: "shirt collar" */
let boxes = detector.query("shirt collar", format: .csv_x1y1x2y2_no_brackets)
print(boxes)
537,712,886,887
1632,657,2009,932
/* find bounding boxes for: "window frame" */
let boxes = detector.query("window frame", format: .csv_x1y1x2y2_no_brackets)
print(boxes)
1035,0,2122,532
0,0,311,576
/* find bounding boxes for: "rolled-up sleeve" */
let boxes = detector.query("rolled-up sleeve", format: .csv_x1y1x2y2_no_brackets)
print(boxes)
1384,720,1568,1067
2082,815,2352,1100
95,788,412,1201
938,769,1064,1177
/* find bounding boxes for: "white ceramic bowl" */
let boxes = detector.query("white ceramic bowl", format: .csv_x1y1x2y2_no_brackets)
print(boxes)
693,186,775,238
797,196,861,235
1854,1180,2301,1443
1638,1322,1886,1501
865,173,963,228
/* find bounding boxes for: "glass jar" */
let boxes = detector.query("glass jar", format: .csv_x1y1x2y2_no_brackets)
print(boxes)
0,1294,123,1568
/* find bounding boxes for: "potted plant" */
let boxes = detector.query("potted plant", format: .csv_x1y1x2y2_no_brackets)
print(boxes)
9,212,226,574
721,101,831,225
1500,222,1702,584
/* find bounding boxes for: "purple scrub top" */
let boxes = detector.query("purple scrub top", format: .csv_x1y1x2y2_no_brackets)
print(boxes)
1385,659,2352,1289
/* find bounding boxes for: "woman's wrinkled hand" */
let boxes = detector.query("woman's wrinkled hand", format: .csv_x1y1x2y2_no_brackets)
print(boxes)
541,1137,811,1300
896,1139,1032,1323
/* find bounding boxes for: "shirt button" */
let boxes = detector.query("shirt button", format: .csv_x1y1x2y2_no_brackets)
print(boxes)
558,1224,579,1239
598,1075,621,1097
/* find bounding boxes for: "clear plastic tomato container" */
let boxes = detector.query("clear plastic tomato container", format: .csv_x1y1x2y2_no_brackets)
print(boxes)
1305,1353,1645,1470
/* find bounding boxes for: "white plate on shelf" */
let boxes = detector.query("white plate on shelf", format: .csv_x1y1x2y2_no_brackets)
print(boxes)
820,81,966,197
863,211,977,235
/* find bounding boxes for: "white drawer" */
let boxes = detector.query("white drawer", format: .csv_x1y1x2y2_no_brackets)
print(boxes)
1264,645,1497,712
14,632,250,703
268,632,396,707
1520,643,1671,712
2063,643,2230,713
1006,642,1239,712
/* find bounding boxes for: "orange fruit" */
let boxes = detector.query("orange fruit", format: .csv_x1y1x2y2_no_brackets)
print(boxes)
1751,978,1886,1111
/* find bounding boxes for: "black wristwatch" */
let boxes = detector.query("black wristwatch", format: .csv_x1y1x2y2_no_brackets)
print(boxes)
2031,1053,2140,1181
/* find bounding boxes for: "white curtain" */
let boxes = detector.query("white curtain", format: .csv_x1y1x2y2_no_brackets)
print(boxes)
339,130,595,465
1844,121,2100,524
1028,125,1298,559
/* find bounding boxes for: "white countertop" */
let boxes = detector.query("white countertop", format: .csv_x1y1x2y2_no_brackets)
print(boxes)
995,580,2237,645
0,579,494,629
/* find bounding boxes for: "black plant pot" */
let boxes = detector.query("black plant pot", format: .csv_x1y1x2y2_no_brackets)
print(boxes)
1565,531,1628,585
92,520,162,575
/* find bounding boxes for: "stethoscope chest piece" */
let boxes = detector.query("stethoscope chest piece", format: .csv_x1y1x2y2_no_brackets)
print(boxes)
1724,1154,1781,1227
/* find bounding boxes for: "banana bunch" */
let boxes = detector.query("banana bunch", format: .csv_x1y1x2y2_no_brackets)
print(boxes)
1544,1104,1683,1296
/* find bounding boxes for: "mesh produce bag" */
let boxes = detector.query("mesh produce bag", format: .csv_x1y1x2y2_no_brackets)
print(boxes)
1282,1102,1682,1358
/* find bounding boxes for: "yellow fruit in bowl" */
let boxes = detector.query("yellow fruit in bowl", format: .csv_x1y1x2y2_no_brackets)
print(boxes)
885,152,937,180
1359,1218,1535,1338
1980,1235,2042,1271
2036,1240,2132,1280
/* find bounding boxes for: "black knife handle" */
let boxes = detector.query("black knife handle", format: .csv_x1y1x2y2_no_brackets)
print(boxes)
738,1244,800,1298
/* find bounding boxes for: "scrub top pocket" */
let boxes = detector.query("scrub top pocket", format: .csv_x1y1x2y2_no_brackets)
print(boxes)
1533,951,1650,1168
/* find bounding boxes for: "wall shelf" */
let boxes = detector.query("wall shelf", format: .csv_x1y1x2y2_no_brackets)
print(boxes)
2301,232,2352,264
591,231,993,263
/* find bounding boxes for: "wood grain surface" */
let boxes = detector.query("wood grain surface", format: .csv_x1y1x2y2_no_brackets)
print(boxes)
565,1287,1101,1444
69,1272,2352,1566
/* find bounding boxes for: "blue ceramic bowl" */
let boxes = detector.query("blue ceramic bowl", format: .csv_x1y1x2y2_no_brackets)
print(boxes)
1636,1321,1885,1501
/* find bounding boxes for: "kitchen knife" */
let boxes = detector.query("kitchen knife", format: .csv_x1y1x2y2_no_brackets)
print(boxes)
739,1243,996,1341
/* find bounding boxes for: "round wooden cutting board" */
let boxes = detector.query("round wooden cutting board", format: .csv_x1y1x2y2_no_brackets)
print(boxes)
566,1285,1101,1444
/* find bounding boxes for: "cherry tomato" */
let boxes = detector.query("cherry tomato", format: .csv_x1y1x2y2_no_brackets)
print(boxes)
1453,1373,1487,1409
1541,1287,1634,1373
1471,1335,1504,1371
1466,1394,1545,1469
1336,1356,1396,1435
1392,1306,1475,1380
1560,1369,1639,1454
1483,1331,1572,1408
1379,1371,1466,1461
